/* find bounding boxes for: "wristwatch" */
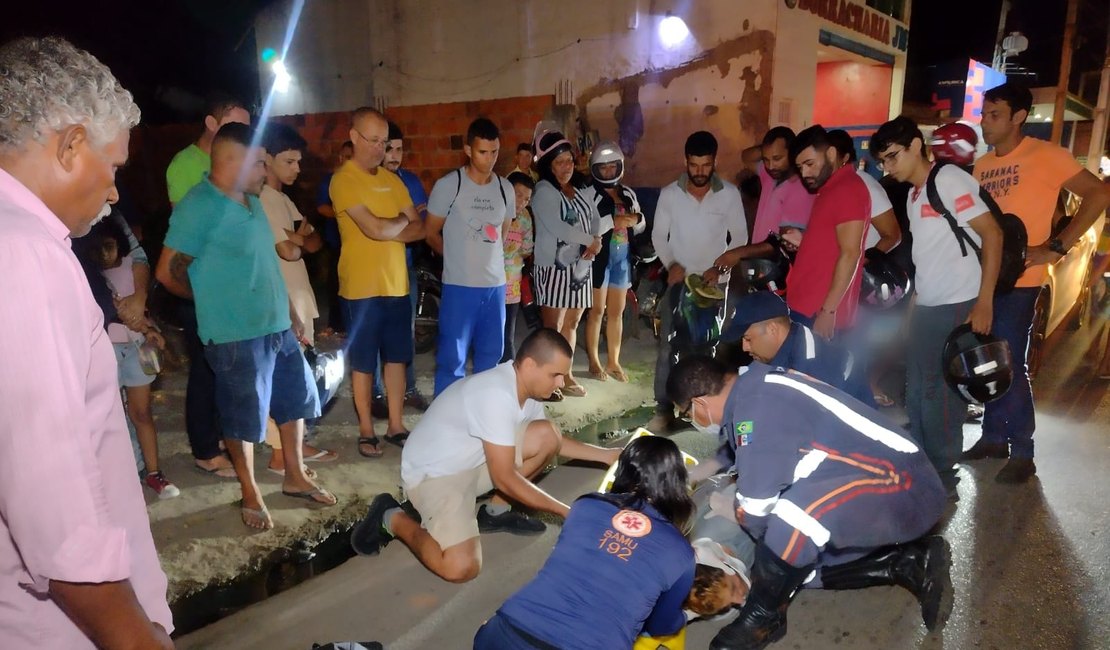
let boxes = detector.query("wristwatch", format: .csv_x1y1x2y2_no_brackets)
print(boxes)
1047,238,1067,256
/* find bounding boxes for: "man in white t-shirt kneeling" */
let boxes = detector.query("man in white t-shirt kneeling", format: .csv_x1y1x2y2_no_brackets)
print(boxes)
869,117,1002,497
351,328,622,582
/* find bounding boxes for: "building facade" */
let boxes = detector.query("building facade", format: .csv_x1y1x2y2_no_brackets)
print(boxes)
258,0,912,186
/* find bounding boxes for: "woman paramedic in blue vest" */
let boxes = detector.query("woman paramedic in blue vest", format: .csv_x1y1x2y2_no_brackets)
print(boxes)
474,435,695,649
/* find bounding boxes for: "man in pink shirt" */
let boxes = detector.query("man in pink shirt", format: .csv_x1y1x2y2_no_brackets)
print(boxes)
0,37,173,648
751,126,816,243
704,127,815,286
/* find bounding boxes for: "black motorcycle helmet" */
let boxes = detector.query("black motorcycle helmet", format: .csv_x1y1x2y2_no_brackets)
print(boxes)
738,249,790,293
859,247,910,310
942,323,1013,404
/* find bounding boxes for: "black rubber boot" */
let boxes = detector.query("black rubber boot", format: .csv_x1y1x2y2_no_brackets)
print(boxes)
818,535,952,631
709,544,813,650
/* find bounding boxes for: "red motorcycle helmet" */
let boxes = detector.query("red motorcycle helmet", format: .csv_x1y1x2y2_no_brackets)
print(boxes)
930,123,978,167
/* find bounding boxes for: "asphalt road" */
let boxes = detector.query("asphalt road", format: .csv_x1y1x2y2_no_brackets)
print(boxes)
178,307,1110,650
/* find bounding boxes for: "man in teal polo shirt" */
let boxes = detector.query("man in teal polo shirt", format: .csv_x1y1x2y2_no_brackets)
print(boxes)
165,94,250,479
156,123,336,530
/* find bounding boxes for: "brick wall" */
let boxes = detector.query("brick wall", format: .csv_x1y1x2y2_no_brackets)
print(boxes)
270,93,553,208
122,93,554,244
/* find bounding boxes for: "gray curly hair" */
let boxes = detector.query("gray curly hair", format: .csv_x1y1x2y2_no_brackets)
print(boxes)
0,36,140,153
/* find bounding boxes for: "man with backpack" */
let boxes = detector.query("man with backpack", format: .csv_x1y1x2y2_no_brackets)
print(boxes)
969,82,1110,484
425,118,516,395
869,116,1002,496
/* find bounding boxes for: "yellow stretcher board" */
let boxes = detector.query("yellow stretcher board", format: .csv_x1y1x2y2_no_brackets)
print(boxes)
633,627,686,650
598,428,699,493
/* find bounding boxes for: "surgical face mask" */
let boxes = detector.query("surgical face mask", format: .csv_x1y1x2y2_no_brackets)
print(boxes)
690,400,721,436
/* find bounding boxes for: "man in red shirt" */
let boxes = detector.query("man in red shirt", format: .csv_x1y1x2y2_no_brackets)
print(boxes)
785,126,870,339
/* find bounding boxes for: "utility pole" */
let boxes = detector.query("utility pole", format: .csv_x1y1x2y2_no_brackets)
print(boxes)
992,0,1012,71
1086,9,1110,173
1051,0,1080,145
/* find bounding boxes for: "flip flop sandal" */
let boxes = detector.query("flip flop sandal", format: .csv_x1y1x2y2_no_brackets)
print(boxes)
383,431,410,448
239,504,273,530
588,368,609,381
607,368,629,383
266,465,319,479
194,462,237,479
358,436,385,458
303,448,339,463
282,487,338,506
562,383,588,397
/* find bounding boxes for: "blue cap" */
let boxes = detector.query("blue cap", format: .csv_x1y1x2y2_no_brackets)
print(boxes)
721,291,790,341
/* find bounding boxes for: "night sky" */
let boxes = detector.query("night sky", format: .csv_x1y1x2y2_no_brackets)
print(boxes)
2,0,1106,123
908,0,1107,93
1,1,278,123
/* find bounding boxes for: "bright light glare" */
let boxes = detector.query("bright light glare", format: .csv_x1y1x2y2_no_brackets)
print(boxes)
659,15,690,48
272,59,291,93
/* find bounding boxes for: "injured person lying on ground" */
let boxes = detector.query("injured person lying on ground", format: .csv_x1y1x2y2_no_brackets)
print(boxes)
668,356,954,650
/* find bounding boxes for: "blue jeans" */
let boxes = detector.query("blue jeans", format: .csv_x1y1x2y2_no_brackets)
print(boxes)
435,284,506,396
981,287,1039,458
906,300,975,482
373,264,418,396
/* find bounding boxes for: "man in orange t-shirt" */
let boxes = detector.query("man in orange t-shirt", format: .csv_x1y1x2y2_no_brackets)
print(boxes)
967,82,1110,484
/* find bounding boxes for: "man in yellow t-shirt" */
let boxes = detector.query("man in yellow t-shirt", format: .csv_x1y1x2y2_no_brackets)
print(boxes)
329,107,425,458
967,82,1110,484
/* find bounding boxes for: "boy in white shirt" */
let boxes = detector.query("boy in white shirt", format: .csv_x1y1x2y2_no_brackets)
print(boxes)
869,117,1002,496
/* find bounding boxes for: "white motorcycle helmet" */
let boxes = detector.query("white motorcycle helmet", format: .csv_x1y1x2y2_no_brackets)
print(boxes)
590,141,625,187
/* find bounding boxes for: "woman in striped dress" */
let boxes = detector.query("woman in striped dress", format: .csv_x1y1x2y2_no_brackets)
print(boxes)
531,131,602,397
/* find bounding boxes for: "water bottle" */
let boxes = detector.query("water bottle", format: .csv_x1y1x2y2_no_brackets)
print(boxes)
137,337,162,376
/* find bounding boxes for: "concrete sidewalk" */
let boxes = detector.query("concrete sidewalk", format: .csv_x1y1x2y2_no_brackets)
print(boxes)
145,335,657,602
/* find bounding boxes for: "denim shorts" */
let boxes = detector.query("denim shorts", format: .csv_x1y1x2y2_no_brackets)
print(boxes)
344,296,413,374
113,342,156,388
204,329,321,443
597,240,632,291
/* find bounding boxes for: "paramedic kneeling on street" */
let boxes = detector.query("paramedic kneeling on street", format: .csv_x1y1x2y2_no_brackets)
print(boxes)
668,357,951,650
351,328,621,582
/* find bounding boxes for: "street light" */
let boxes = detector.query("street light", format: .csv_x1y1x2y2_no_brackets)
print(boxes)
659,13,689,48
272,59,291,94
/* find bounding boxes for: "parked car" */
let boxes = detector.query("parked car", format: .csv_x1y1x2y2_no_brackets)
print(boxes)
1028,192,1106,378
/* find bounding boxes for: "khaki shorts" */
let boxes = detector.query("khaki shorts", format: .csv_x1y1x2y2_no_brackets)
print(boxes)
403,425,527,549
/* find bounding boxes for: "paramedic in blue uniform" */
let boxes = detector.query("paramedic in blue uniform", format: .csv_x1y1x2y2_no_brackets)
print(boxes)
724,290,874,407
474,436,695,650
668,356,951,650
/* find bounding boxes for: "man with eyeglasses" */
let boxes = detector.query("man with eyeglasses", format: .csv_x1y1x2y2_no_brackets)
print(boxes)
330,107,425,459
869,116,1002,497
784,126,871,340
666,356,951,649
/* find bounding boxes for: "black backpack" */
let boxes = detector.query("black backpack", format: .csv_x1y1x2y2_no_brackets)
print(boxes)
925,162,1027,293
446,168,508,214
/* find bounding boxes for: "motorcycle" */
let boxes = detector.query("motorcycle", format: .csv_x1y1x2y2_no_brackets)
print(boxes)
413,246,442,356
630,246,665,339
